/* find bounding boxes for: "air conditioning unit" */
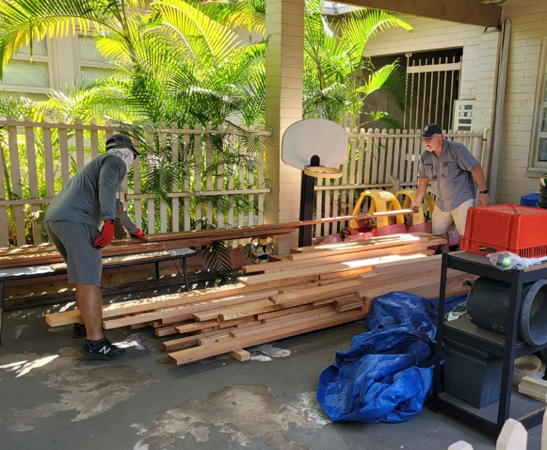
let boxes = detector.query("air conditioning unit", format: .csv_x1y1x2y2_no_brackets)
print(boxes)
453,100,475,131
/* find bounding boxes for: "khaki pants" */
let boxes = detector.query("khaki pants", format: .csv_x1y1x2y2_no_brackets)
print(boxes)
432,198,475,236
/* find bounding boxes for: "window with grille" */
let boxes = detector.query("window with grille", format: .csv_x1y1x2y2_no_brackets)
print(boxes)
1,40,51,92
531,37,547,170
78,36,114,87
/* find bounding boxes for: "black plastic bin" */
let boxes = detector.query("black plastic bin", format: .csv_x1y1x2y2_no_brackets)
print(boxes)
444,338,503,408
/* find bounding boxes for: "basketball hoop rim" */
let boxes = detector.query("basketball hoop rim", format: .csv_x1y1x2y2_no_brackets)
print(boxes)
303,165,343,179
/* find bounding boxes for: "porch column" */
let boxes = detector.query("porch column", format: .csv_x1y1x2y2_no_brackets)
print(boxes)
264,0,305,254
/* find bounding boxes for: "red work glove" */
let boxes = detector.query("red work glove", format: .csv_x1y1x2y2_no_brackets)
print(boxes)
131,228,149,242
93,219,115,248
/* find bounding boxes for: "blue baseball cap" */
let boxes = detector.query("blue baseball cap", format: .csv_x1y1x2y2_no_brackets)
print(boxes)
421,124,442,138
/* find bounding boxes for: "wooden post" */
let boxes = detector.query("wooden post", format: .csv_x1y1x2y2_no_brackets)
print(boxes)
448,441,473,450
24,118,41,243
264,0,305,253
7,120,25,245
496,419,527,450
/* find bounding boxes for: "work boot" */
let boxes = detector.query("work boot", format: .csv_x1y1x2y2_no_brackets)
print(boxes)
82,337,125,360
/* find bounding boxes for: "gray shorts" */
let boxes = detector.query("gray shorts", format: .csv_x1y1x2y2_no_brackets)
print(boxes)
45,221,102,286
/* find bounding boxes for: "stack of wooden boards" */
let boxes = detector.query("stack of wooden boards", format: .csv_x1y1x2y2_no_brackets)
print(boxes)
0,210,413,269
45,233,477,366
0,226,296,269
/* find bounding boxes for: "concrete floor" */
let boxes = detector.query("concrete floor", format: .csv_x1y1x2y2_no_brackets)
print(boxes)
0,290,541,450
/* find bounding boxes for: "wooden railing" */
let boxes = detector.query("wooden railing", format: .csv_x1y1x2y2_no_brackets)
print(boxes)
315,128,489,237
0,118,489,247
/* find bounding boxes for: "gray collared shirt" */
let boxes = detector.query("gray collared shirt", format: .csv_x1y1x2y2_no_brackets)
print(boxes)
417,139,478,211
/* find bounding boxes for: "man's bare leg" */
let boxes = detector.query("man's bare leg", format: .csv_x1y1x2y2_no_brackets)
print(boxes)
75,284,103,341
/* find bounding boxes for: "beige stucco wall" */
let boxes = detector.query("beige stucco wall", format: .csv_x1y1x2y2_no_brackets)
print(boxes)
365,2,547,203
265,0,305,252
365,16,499,134
365,15,500,188
498,0,547,202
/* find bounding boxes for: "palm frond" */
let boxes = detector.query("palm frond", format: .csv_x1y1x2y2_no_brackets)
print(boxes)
364,110,402,129
153,0,242,62
337,9,412,63
201,239,233,280
356,62,398,98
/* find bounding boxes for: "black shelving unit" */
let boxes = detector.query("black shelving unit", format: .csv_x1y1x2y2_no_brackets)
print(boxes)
433,251,547,436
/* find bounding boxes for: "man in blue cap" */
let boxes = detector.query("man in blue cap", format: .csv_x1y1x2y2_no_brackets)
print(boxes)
45,133,145,360
410,124,489,247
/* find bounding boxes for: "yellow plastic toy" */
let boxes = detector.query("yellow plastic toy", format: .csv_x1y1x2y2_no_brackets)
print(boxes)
349,189,405,229
395,189,435,226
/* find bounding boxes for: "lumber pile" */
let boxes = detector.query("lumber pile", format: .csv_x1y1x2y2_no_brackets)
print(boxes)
44,233,475,367
0,209,413,269
0,226,296,269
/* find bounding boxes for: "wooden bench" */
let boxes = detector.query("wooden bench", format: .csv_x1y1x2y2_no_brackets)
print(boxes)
0,247,196,342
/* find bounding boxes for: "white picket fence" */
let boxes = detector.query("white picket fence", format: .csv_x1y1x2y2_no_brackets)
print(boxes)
0,119,489,247
0,118,270,247
314,128,488,237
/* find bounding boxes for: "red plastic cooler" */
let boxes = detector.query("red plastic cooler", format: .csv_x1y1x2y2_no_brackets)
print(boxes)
461,203,547,257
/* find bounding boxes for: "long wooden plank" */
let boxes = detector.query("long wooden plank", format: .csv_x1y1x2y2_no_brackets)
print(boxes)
102,291,279,329
239,245,436,286
287,235,445,261
367,253,442,273
199,331,234,346
242,242,439,275
359,266,458,287
46,283,282,327
162,280,316,324
219,299,278,321
3,222,432,269
362,273,476,314
163,328,234,352
403,274,477,299
169,308,365,365
155,321,193,337
334,293,363,310
0,227,295,269
359,273,454,298
175,320,217,334
289,236,444,261
291,233,421,253
256,304,315,321
319,266,379,281
163,335,200,352
270,279,363,306
109,279,313,329
217,316,257,329
359,269,464,299
232,305,339,336
337,301,364,312
191,288,279,321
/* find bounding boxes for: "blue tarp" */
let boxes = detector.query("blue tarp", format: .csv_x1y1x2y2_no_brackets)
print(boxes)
317,292,467,423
